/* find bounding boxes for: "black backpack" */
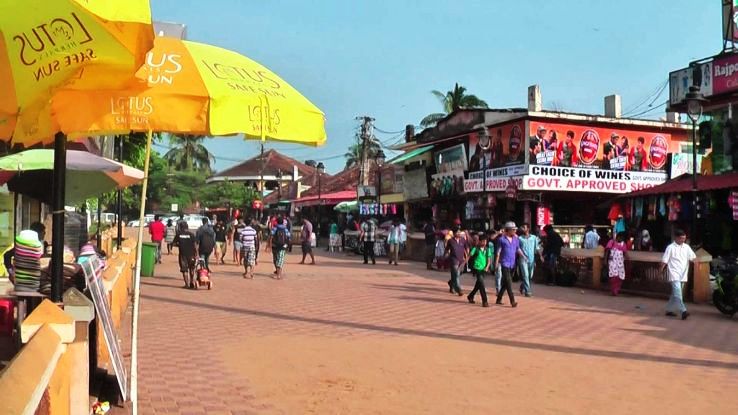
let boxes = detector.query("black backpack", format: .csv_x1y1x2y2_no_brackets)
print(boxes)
199,230,215,254
273,227,289,248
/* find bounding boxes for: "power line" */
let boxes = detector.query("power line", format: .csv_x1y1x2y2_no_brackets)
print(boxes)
628,100,667,119
374,126,406,135
622,80,668,117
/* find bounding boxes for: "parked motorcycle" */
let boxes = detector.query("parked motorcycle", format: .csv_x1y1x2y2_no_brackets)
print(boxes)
712,257,738,317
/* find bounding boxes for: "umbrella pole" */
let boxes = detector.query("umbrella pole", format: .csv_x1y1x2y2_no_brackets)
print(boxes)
116,135,123,249
130,129,152,413
50,132,67,303
96,197,102,248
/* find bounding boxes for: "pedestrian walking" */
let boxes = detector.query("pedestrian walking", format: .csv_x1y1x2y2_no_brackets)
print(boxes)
232,218,245,264
164,219,176,255
518,223,540,297
606,232,628,296
214,220,228,264
445,229,468,296
542,224,563,285
329,220,340,253
660,229,696,320
423,220,436,270
270,215,290,279
495,221,525,307
467,233,493,307
239,218,258,279
251,218,261,266
195,217,216,272
173,221,197,288
360,217,377,265
299,217,315,265
148,214,165,264
387,219,401,266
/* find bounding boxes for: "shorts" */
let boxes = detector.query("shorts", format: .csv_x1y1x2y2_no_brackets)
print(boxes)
301,241,312,254
273,249,286,268
178,255,196,273
242,246,256,266
234,241,242,252
216,241,226,252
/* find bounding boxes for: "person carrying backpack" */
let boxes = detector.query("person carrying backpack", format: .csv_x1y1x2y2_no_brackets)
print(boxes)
270,215,290,279
196,217,216,272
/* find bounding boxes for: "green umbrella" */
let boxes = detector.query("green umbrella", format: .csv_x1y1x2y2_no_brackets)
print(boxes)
0,149,144,204
334,200,358,213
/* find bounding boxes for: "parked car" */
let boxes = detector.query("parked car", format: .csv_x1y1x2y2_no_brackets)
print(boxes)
184,214,205,230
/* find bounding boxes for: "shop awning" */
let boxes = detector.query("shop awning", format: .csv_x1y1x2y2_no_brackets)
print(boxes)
292,190,356,208
388,145,434,165
625,172,738,197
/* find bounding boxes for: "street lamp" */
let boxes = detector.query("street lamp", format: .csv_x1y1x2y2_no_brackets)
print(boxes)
375,150,386,216
316,162,325,246
276,169,283,202
685,85,707,245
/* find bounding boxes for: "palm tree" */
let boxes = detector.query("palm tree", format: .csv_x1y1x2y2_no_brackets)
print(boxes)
164,134,215,173
344,136,381,169
420,83,489,127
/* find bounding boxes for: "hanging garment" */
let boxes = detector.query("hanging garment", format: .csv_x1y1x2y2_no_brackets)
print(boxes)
614,217,626,234
658,196,667,217
667,195,680,221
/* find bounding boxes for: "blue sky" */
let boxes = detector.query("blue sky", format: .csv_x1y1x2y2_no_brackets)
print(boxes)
151,0,721,174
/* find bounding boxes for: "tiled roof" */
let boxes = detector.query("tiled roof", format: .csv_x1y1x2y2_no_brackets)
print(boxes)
209,149,316,179
300,164,379,197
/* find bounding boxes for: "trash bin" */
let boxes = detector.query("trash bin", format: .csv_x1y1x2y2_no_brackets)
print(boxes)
141,242,158,277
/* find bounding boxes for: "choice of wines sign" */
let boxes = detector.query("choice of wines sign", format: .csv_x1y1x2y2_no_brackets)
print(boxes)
522,165,667,194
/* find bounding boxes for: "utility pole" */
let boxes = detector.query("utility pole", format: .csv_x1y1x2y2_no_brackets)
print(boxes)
356,116,375,187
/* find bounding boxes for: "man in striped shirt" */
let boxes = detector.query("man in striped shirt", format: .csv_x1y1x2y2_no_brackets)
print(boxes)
239,219,258,279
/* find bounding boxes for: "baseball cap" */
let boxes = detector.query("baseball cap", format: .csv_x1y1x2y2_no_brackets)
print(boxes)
504,221,518,230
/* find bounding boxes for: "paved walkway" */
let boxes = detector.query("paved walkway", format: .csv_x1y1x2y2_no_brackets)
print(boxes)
125,247,738,414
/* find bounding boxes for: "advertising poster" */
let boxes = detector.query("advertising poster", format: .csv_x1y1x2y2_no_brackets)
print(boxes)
467,121,526,171
435,144,468,173
403,168,429,200
522,165,668,194
528,121,676,172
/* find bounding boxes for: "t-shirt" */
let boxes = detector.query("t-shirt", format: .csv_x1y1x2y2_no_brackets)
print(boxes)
239,226,257,249
234,223,246,242
361,221,377,242
399,224,407,243
662,242,696,282
446,238,467,264
301,220,313,243
424,223,436,245
543,231,563,256
174,231,196,258
469,246,493,271
196,225,216,254
498,235,520,269
584,230,600,249
214,223,227,242
519,235,540,263
149,220,165,242
329,223,339,234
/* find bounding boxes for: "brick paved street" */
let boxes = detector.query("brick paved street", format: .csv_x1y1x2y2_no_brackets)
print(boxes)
124,247,738,414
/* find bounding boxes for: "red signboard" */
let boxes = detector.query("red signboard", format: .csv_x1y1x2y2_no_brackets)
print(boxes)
528,121,677,172
713,53,738,96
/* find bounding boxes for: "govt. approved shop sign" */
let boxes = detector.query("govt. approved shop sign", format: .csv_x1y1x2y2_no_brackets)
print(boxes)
522,165,667,194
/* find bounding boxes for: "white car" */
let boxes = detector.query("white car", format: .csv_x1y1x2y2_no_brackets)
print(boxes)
184,215,205,230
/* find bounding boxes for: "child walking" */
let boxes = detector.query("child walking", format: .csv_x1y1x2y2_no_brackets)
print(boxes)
467,233,493,307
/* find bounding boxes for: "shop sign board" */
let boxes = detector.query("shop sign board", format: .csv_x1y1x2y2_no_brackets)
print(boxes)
522,165,667,194
723,1,738,42
536,204,553,228
403,168,429,200
463,176,523,193
434,144,468,173
670,153,703,178
669,62,713,106
528,121,676,172
713,53,738,96
464,165,528,192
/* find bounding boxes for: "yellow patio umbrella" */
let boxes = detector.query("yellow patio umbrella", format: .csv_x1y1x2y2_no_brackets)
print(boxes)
51,36,327,145
0,0,154,145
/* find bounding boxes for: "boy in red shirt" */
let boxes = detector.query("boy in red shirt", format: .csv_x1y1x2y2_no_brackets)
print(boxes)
149,214,166,264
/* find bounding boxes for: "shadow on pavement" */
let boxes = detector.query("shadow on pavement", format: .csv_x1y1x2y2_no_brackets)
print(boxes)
141,292,738,370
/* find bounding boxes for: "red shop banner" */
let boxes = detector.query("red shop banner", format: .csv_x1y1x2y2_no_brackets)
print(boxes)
528,121,677,172
713,53,738,96
468,120,526,171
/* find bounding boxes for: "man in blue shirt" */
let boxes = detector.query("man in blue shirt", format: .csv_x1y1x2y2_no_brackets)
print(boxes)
495,221,526,307
518,223,541,297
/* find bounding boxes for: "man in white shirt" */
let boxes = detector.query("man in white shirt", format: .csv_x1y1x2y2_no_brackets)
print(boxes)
582,225,600,249
660,229,696,320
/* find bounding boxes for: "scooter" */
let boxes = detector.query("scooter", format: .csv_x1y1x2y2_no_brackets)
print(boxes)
712,258,738,317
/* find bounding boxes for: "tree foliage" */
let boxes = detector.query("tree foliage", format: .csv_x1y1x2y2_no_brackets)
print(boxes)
164,134,214,173
344,134,381,169
420,83,489,127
